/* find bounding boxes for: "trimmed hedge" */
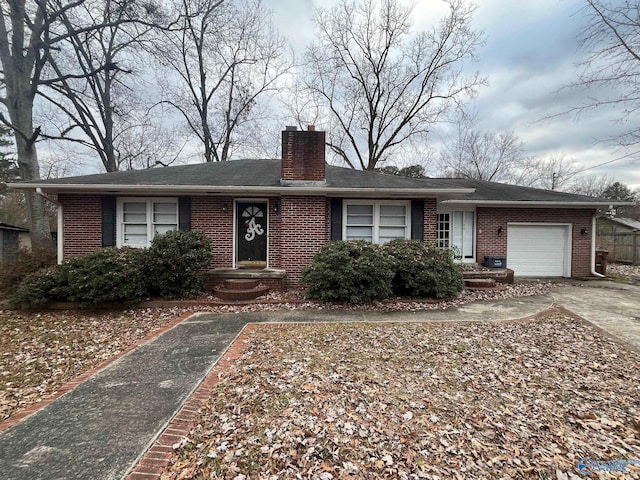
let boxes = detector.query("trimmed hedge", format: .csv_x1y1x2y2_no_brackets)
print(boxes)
301,239,464,303
11,230,213,307
301,240,395,303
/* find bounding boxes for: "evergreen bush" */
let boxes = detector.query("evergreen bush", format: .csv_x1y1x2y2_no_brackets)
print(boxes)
384,239,464,298
11,267,67,306
143,230,213,299
11,230,213,307
301,240,394,303
61,247,148,305
0,245,57,295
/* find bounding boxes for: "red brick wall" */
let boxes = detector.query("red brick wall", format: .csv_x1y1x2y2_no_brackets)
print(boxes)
59,194,103,259
424,199,437,242
279,195,328,287
476,207,596,277
281,129,326,182
191,196,234,269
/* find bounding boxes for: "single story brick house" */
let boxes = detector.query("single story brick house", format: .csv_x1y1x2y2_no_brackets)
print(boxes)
10,127,624,288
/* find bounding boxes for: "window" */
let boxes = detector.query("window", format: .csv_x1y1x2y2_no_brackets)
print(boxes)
118,198,178,247
437,213,450,249
344,201,409,243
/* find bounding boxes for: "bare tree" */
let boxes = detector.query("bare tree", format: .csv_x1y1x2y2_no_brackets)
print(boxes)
568,173,616,197
158,0,291,162
567,0,640,151
0,0,58,245
0,0,149,244
293,0,483,171
438,111,534,183
528,154,581,191
38,0,169,172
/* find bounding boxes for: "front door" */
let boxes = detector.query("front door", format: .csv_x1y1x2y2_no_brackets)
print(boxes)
236,201,268,268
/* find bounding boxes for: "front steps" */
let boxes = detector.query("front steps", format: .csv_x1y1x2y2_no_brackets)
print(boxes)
463,267,514,284
213,279,270,302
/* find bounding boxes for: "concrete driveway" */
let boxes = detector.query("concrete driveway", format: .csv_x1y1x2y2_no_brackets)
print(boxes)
550,281,640,350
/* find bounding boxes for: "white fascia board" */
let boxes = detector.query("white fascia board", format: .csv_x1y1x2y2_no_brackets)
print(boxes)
9,183,476,198
442,200,634,207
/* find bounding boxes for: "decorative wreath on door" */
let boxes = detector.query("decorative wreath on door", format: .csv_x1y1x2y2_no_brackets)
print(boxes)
242,206,265,241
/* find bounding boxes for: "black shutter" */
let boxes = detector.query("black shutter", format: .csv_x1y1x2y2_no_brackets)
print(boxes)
101,196,116,247
178,197,191,231
411,200,424,240
330,199,343,240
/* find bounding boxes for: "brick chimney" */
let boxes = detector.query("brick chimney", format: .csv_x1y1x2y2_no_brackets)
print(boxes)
281,125,326,185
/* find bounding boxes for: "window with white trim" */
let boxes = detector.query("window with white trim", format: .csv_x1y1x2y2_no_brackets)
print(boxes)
437,213,450,249
117,198,178,247
344,201,409,243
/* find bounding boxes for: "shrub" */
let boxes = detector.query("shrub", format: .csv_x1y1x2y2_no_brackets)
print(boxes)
11,267,68,307
0,245,57,295
10,247,147,307
61,247,148,305
143,230,213,299
384,239,464,299
301,240,394,303
10,230,213,307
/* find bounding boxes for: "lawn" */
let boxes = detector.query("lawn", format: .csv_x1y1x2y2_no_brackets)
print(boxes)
0,308,186,420
163,312,640,479
0,282,553,423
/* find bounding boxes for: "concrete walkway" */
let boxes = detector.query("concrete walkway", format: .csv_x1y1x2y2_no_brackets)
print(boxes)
0,282,638,479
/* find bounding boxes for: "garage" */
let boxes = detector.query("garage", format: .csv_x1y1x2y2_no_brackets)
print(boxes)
507,224,572,276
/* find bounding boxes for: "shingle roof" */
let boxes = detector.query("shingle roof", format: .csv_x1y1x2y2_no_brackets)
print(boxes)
604,217,640,230
440,178,615,204
8,158,623,205
0,223,29,232
19,159,461,189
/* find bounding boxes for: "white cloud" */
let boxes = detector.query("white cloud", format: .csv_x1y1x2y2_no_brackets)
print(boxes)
271,0,640,189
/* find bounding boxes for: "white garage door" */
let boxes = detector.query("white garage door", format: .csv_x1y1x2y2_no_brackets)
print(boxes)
507,224,571,276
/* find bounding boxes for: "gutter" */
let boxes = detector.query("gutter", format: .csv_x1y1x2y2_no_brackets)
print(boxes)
36,188,63,265
9,183,476,198
442,199,635,208
590,214,605,278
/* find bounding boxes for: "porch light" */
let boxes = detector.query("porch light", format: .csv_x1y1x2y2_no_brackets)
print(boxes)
222,203,228,212
497,226,503,235
273,202,279,214
581,228,588,236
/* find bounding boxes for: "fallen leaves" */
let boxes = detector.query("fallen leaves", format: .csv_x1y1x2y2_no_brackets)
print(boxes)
0,282,554,424
162,313,640,479
0,307,186,420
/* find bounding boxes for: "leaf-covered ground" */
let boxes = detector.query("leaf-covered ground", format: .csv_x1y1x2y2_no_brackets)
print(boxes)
0,308,187,420
0,282,557,422
163,313,640,479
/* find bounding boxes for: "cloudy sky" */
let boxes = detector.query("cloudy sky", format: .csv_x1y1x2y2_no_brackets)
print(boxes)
269,0,640,189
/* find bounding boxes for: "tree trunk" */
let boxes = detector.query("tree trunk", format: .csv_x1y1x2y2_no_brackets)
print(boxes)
10,74,53,248
15,136,52,249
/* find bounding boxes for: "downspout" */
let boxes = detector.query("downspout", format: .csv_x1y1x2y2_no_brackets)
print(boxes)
35,188,63,264
590,214,605,278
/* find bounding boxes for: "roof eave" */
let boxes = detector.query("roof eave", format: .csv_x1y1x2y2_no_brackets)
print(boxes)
8,183,476,198
442,199,633,207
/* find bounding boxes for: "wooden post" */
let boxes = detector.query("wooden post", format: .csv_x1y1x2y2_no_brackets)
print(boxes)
634,231,638,266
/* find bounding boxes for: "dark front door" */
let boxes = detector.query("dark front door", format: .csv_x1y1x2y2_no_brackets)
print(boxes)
236,202,268,267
